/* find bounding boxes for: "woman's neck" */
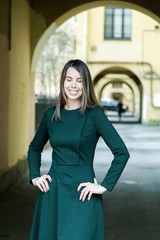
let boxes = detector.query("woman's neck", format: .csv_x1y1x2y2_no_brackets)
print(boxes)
64,100,81,110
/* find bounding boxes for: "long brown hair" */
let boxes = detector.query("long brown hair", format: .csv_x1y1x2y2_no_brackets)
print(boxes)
51,59,103,123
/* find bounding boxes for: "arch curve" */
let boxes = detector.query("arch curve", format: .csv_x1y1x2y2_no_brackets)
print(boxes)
100,79,136,115
31,1,160,71
93,66,143,122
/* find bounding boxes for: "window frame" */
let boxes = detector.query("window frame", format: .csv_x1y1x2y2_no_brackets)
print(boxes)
104,7,132,40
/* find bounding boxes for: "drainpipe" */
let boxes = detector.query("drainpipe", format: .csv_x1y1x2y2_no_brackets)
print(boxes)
87,61,160,109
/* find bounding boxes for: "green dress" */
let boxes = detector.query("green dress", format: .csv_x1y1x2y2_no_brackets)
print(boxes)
28,105,129,240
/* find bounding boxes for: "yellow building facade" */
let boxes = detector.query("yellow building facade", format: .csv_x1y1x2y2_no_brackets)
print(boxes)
76,7,160,122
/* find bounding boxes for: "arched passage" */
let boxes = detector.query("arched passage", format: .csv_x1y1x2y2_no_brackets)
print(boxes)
28,0,160,136
29,0,160,131
93,67,143,122
29,1,160,133
100,79,136,115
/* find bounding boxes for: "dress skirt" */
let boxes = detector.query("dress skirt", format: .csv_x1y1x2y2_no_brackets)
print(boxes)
30,164,104,240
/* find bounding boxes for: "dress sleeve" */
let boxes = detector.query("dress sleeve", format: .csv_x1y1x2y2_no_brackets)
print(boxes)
27,109,49,184
94,107,130,192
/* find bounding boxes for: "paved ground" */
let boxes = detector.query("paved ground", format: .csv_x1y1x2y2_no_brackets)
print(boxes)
0,123,160,240
107,111,139,123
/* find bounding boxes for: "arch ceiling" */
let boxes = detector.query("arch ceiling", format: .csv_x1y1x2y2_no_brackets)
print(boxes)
93,66,143,91
100,79,134,97
30,0,160,70
28,0,160,26
93,66,143,122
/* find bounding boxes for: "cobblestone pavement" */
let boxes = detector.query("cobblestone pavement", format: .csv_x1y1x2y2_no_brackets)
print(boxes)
0,124,160,240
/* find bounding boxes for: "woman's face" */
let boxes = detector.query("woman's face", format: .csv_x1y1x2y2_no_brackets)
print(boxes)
64,67,83,101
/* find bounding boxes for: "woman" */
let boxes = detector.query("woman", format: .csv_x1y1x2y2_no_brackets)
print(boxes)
28,59,130,240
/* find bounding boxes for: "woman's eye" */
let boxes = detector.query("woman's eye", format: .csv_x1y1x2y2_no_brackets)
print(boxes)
66,79,71,81
78,80,82,83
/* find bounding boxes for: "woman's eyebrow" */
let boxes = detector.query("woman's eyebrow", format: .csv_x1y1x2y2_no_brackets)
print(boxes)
66,76,82,79
66,76,72,78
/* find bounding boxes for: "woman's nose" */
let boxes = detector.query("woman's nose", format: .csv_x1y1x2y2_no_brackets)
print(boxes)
71,80,76,87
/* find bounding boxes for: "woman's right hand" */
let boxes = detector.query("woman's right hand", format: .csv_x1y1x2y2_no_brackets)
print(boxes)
32,174,52,193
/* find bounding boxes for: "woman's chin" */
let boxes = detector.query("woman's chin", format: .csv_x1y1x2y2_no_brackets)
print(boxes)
66,94,82,100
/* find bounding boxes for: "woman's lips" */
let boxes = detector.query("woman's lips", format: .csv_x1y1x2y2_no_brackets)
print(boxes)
69,90,79,95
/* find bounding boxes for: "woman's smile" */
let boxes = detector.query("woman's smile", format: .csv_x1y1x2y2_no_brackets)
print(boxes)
69,90,79,95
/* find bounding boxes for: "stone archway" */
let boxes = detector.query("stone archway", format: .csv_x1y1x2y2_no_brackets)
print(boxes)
29,0,156,135
31,0,160,72
93,66,143,122
27,0,160,138
100,79,136,115
29,0,160,131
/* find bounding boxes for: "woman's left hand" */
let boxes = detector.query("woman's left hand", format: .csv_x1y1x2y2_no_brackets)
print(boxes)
77,178,107,201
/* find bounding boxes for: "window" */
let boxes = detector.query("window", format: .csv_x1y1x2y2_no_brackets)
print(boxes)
104,7,132,40
112,82,122,88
